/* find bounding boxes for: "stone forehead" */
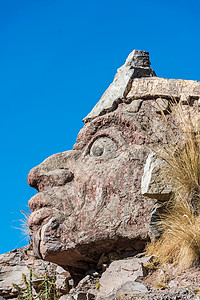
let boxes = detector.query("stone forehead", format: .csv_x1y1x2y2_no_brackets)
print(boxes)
75,110,136,151
75,99,160,152
83,50,200,123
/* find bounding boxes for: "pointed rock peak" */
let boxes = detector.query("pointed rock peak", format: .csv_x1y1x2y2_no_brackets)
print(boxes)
125,49,153,69
83,50,156,123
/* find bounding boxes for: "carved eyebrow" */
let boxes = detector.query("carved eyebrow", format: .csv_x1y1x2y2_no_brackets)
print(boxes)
74,113,133,151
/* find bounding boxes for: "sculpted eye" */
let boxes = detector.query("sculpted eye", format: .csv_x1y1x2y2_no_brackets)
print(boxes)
90,137,118,157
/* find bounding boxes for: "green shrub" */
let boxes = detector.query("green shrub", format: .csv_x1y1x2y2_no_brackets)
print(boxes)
13,269,59,300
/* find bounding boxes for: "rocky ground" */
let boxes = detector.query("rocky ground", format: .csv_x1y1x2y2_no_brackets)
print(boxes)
116,286,200,299
118,288,200,300
1,246,200,299
60,253,200,300
134,264,200,300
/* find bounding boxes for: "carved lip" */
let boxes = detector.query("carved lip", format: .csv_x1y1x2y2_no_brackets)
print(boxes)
28,207,53,231
28,192,50,212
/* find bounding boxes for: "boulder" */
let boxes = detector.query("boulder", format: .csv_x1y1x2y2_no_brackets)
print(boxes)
96,256,151,300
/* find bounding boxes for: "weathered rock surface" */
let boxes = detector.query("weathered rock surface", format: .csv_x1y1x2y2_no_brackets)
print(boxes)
83,50,156,123
141,152,172,200
126,77,200,101
96,256,151,300
85,75,200,126
63,275,98,300
0,246,70,299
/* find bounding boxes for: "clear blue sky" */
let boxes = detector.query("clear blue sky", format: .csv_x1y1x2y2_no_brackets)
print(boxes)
0,0,200,254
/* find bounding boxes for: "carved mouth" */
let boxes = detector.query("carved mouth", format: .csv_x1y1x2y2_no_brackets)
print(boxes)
28,191,53,231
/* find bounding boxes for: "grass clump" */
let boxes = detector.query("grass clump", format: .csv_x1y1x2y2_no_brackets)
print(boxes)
146,99,200,270
20,209,33,243
12,208,33,247
147,199,200,269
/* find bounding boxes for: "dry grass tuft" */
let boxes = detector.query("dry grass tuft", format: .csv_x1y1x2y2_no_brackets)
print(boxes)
20,209,33,242
155,281,168,290
146,99,200,270
156,100,200,199
147,199,200,269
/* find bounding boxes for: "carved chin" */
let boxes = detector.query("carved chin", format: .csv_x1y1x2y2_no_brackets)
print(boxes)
32,217,62,259
32,213,149,270
32,217,92,269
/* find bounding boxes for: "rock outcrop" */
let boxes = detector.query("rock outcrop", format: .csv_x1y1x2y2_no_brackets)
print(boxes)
1,50,200,299
84,49,156,122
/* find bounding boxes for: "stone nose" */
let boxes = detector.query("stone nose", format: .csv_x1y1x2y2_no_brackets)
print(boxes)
27,150,80,192
28,168,74,192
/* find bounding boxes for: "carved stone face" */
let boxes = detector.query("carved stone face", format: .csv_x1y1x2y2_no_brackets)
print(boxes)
28,50,200,269
28,81,200,270
28,101,155,269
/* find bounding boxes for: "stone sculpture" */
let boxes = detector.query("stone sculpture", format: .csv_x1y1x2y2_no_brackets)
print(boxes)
1,49,200,299
27,50,200,271
27,50,157,271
